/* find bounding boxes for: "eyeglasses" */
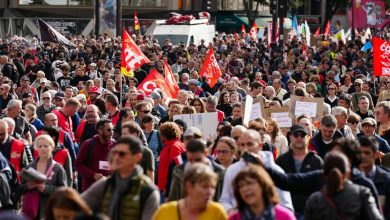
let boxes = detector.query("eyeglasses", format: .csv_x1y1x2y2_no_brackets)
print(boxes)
355,84,362,87
292,132,306,138
112,150,131,158
216,149,232,154
42,97,50,100
348,121,357,125
142,110,151,114
328,87,335,90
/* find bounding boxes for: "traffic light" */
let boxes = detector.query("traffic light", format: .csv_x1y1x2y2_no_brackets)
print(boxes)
278,0,288,17
270,0,277,15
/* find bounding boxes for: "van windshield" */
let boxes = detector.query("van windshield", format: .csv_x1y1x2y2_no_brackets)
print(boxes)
153,35,188,46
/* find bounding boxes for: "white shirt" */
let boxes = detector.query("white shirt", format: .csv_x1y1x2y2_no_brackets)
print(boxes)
219,151,294,211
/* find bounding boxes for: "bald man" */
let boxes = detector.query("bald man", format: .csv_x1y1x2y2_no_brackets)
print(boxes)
76,105,100,146
0,119,29,181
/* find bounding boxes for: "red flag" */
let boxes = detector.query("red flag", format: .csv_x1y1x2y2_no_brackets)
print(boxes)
121,30,150,77
134,11,140,31
324,20,330,36
373,37,390,76
164,61,179,98
137,69,173,98
249,22,257,38
314,27,320,37
199,48,222,88
241,24,246,34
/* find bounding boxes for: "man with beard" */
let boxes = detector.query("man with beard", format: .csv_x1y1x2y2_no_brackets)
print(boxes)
76,104,100,146
276,125,323,217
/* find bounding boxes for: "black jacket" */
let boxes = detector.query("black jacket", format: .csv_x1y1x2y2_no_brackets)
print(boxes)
369,166,390,219
276,151,323,213
305,181,383,220
309,130,344,158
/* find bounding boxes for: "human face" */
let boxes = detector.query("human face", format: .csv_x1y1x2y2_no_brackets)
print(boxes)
335,114,348,127
328,86,336,95
41,94,51,106
338,99,349,109
186,179,216,206
0,124,8,144
299,118,312,135
45,115,58,127
355,82,363,92
55,98,65,107
362,124,376,136
238,133,260,155
375,106,388,123
358,99,369,112
143,121,154,131
360,146,376,170
232,107,242,119
110,143,139,172
187,151,207,164
362,83,370,93
52,208,76,220
35,138,53,159
206,103,216,112
192,101,202,113
67,105,79,117
24,108,33,117
238,177,262,207
287,83,296,93
170,106,181,116
64,88,73,98
177,93,188,105
8,106,21,118
320,125,336,142
223,93,230,104
216,141,234,166
290,131,307,149
0,85,9,96
99,123,114,142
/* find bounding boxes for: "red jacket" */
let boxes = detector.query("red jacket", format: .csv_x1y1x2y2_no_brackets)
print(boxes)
53,109,75,141
157,138,185,190
9,138,25,182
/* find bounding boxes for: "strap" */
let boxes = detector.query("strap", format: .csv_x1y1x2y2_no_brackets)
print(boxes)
177,201,182,220
146,130,154,144
45,161,57,177
321,191,347,220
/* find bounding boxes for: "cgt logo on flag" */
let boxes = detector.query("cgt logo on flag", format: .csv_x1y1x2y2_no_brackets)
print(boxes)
199,48,222,88
121,30,150,77
373,37,390,76
137,69,174,98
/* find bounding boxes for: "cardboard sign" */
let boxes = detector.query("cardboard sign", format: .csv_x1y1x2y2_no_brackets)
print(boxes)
271,112,292,128
242,96,266,126
173,112,218,140
289,95,324,121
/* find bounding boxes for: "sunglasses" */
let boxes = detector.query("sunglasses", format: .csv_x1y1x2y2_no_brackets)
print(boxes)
142,110,151,114
292,132,306,138
42,97,50,100
112,150,130,158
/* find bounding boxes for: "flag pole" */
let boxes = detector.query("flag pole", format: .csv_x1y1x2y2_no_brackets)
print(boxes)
120,75,123,108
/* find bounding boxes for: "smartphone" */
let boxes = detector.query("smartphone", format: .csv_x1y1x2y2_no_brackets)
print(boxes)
242,152,261,165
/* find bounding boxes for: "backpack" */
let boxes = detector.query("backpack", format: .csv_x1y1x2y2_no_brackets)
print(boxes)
3,63,19,83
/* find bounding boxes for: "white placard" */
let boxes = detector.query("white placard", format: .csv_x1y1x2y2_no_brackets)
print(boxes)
99,161,110,171
295,101,317,117
173,112,219,140
271,112,292,128
243,95,253,126
250,102,262,120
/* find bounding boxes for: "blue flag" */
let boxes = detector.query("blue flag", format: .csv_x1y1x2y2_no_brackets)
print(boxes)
361,41,372,52
292,15,299,36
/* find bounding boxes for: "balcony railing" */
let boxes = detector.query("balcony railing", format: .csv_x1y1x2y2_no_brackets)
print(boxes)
18,0,167,8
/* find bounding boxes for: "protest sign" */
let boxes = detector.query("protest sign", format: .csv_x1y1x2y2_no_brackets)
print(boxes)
173,112,218,139
264,106,292,128
242,96,265,126
289,96,324,121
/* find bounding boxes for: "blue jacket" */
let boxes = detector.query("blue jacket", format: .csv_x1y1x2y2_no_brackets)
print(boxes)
357,133,390,153
370,165,390,219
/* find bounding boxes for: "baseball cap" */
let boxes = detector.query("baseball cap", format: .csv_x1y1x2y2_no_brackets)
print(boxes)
361,118,377,127
89,63,97,67
75,94,86,102
149,91,161,100
183,127,202,138
355,79,364,84
88,86,99,94
54,92,65,99
137,93,146,101
188,79,198,85
290,125,307,135
40,78,47,84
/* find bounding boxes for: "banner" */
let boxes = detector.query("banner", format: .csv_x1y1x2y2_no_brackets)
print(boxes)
164,61,179,98
98,0,117,38
373,37,390,76
199,48,222,88
38,19,75,47
249,22,258,39
352,0,390,29
121,30,150,77
137,69,173,98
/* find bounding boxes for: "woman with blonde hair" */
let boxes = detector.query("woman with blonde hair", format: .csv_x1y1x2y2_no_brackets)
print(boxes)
79,79,94,99
20,135,67,220
266,119,289,156
153,163,228,220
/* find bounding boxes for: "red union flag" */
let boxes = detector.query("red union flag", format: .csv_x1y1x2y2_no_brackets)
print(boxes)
137,69,173,98
199,48,222,88
373,37,390,76
164,61,179,98
121,30,150,77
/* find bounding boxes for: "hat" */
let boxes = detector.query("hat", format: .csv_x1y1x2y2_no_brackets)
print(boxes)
189,79,198,85
290,125,307,135
355,79,364,84
149,91,161,100
21,75,30,81
174,119,187,131
89,63,97,67
183,127,202,137
137,93,146,101
54,92,65,99
361,118,377,127
88,86,99,94
39,78,47,84
75,94,86,102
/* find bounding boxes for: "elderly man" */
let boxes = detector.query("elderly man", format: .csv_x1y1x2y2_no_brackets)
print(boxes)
206,96,224,122
356,96,375,120
0,84,13,112
76,104,100,146
189,79,205,97
4,100,31,144
219,129,293,212
331,106,355,140
351,79,374,111
357,117,390,154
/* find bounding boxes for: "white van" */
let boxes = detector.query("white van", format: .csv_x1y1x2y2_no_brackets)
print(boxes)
146,18,216,47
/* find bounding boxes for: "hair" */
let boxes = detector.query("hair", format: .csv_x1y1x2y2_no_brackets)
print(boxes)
121,121,143,136
266,119,280,144
331,106,348,117
159,122,182,140
287,79,297,85
233,165,279,212
190,97,207,113
34,134,55,150
358,136,379,154
183,163,217,197
330,138,361,167
377,101,390,117
6,99,22,110
186,139,207,153
294,87,308,97
250,81,263,90
41,126,60,145
45,187,92,220
218,91,230,105
217,136,237,152
105,94,119,107
2,117,14,130
136,101,151,111
116,135,143,154
182,106,196,114
206,96,218,106
321,115,337,128
25,103,37,117
248,119,266,135
118,108,134,122
323,151,350,196
65,98,81,108
96,119,112,131
338,93,352,108
347,114,361,124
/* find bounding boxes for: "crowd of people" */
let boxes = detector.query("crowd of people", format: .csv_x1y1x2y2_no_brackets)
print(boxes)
0,26,389,220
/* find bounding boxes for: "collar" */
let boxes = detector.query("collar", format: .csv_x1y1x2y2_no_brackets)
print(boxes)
367,165,376,180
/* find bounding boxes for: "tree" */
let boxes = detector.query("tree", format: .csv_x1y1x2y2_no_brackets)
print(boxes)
243,0,268,28
323,0,348,29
